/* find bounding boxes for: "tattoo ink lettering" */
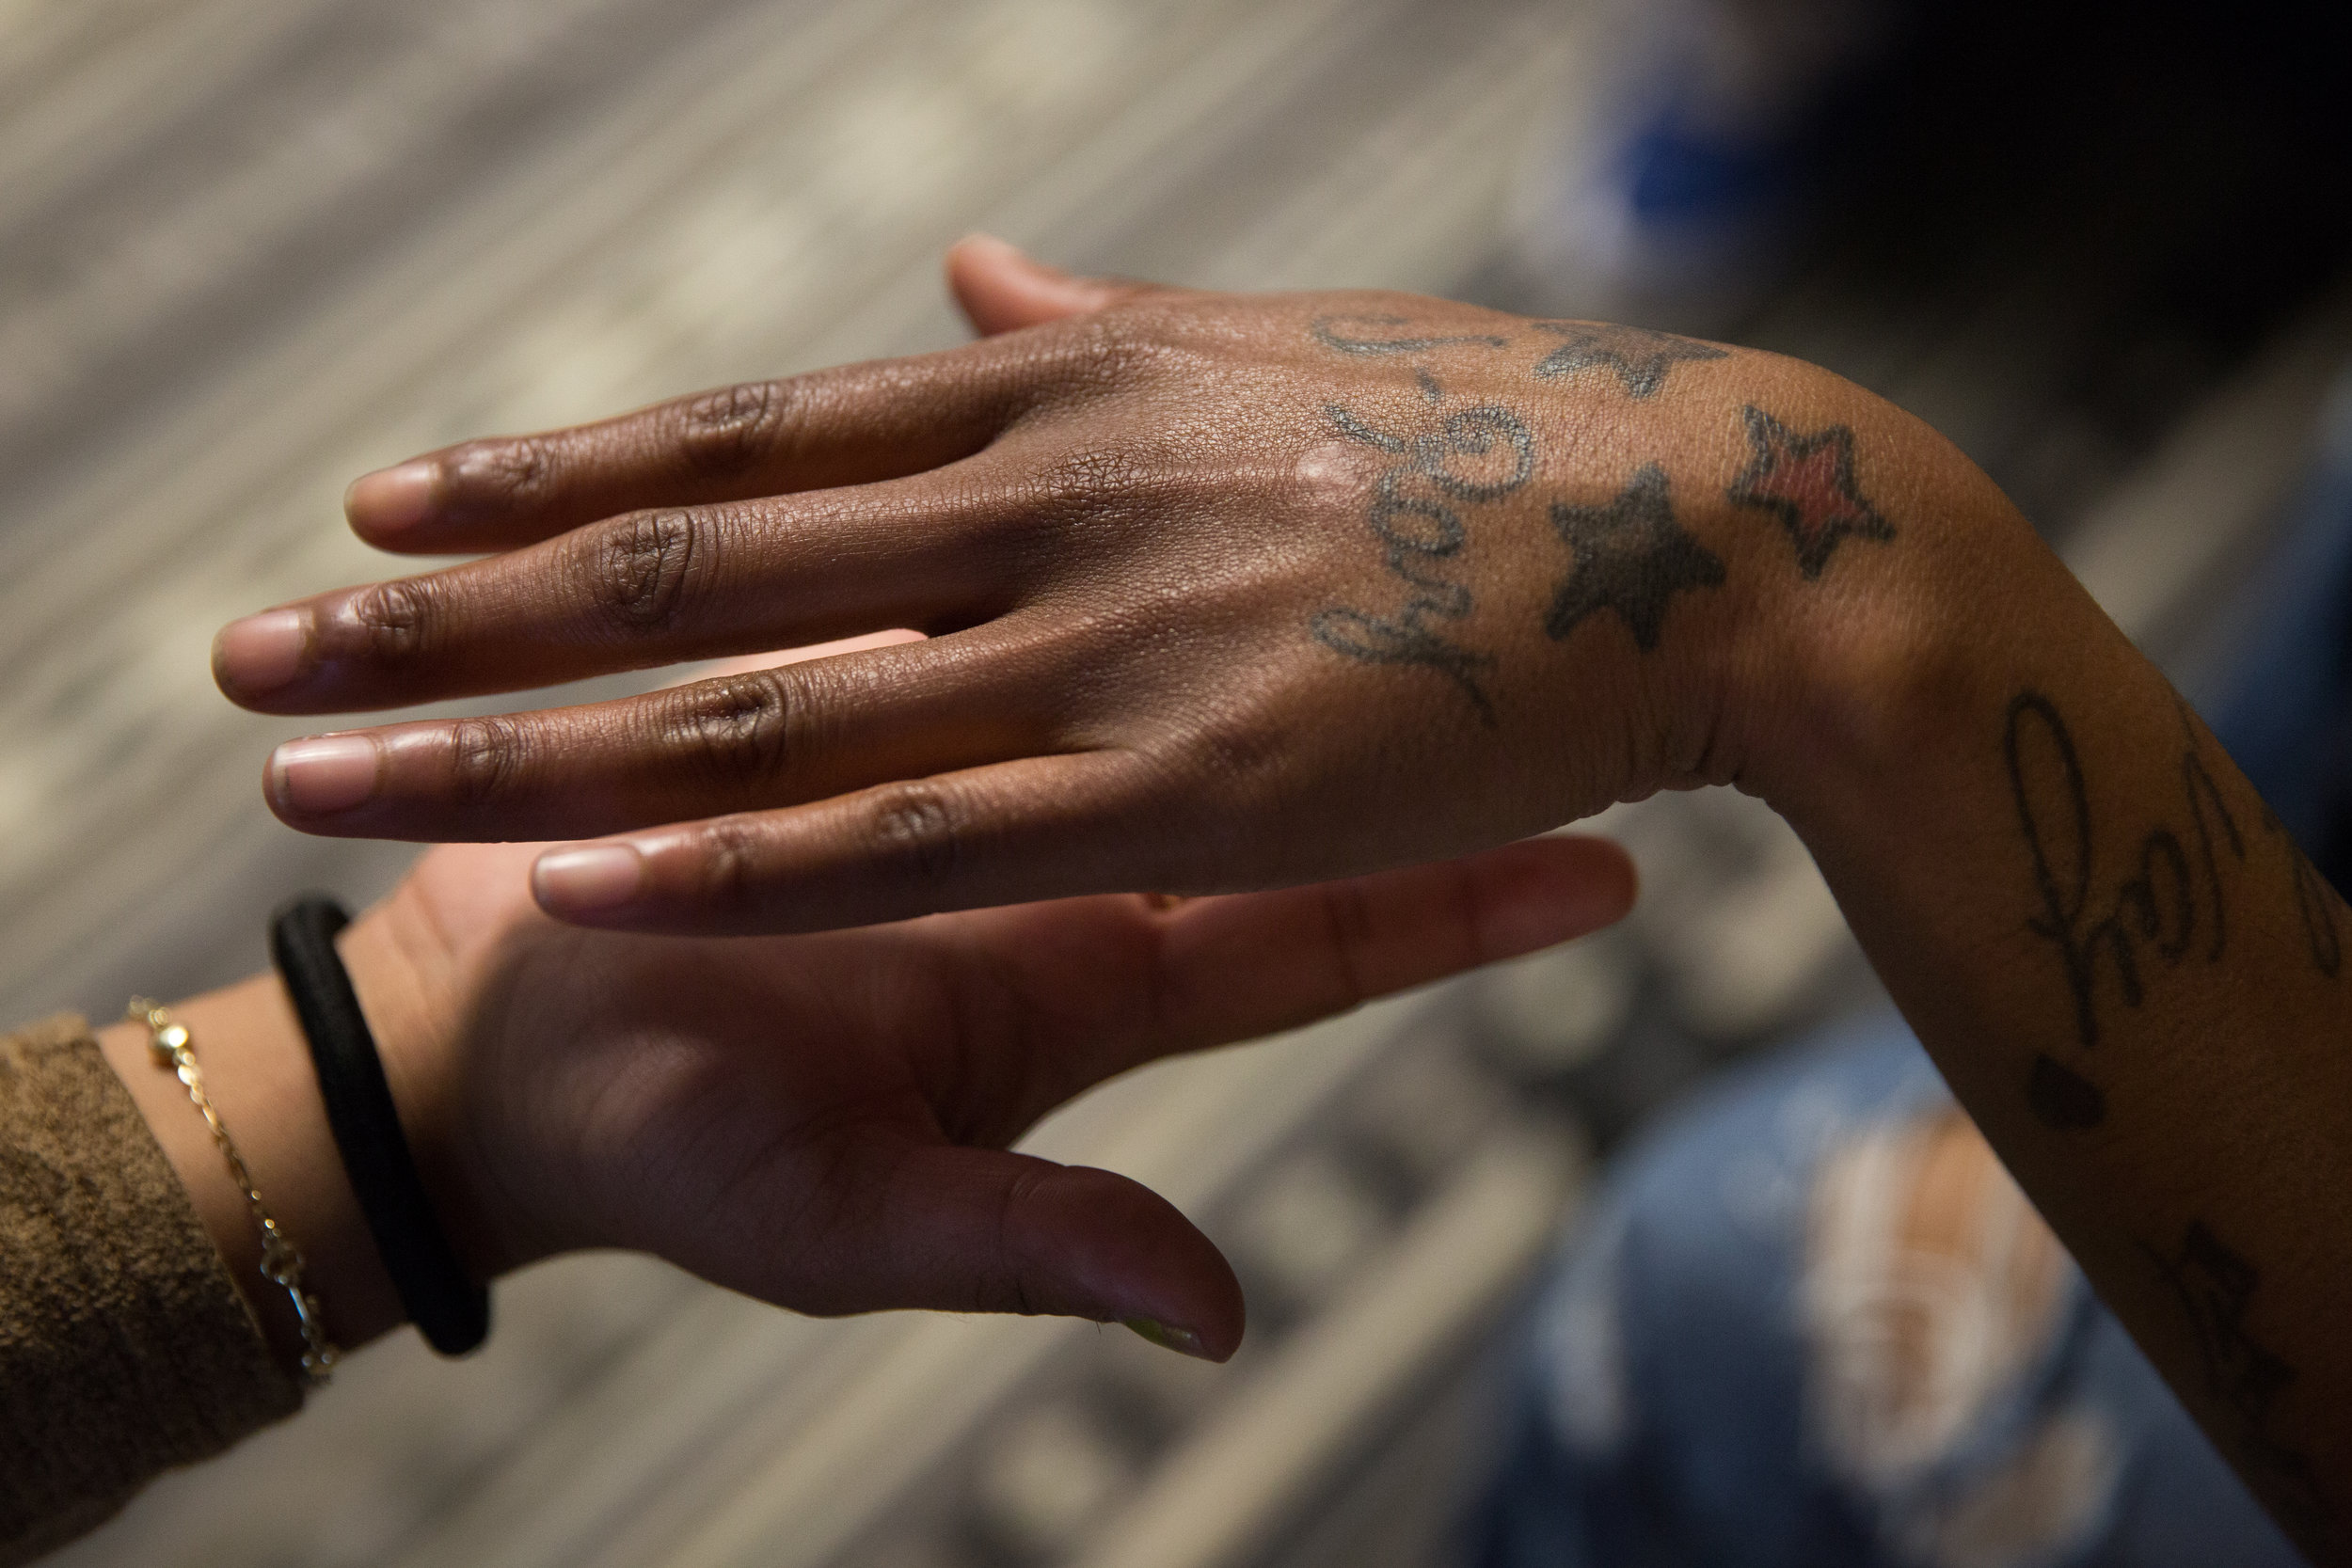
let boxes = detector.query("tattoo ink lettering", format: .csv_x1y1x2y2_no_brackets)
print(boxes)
2148,1221,2329,1536
1544,465,1725,652
2005,691,2247,1128
2262,804,2345,977
1310,314,1511,358
1727,406,1895,578
2010,691,2347,1127
1323,404,1535,499
1531,322,1728,398
2180,744,2247,962
2179,688,2342,980
1309,609,1497,717
1311,402,1537,721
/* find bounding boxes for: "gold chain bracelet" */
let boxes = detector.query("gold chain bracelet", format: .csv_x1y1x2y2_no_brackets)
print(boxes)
129,998,341,1386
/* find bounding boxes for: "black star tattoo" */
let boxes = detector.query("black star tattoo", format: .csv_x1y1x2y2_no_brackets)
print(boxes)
1311,313,1510,357
1726,405,1896,578
2147,1222,2329,1534
1531,323,1729,398
1546,465,1725,652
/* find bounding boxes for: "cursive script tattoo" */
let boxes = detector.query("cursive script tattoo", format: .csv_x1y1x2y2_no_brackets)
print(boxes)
2262,803,2345,978
1311,402,1537,721
1545,465,1725,652
2006,689,2351,1132
1727,406,1895,578
1310,609,1498,719
2006,691,2248,1128
2148,1221,2329,1538
1311,313,1511,358
1323,404,1535,500
1532,322,1728,398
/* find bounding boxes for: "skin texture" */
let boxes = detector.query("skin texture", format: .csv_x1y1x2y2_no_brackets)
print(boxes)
213,238,2352,1558
102,803,1636,1370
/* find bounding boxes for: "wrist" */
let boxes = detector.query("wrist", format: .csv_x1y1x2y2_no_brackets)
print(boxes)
97,888,509,1372
101,974,407,1368
1704,390,2050,824
337,883,535,1285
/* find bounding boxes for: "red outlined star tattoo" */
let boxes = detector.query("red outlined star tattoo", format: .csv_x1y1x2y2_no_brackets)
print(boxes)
1726,405,1896,579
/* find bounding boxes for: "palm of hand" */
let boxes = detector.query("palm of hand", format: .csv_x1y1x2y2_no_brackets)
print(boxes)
380,831,1633,1353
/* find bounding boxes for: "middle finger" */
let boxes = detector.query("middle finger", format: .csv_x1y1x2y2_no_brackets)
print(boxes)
215,464,1037,714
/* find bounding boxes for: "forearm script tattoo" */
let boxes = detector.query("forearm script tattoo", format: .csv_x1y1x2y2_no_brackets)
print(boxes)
2006,690,2344,1131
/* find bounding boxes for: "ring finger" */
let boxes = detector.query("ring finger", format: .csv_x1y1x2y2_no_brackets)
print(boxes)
216,461,1043,714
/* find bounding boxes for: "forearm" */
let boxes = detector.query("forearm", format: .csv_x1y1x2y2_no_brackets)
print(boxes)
1753,460,2352,1557
185,247,2352,1544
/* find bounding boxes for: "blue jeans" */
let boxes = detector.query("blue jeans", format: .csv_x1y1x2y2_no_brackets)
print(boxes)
1471,378,2352,1568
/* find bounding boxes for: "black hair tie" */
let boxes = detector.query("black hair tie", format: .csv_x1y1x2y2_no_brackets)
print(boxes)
269,895,489,1356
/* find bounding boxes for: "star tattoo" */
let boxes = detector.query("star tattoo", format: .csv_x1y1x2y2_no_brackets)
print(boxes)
2147,1222,2328,1532
1531,322,1729,398
1311,313,1510,357
1546,465,1725,652
1726,406,1896,578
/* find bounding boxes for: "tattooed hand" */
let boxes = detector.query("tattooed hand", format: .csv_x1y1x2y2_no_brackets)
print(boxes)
214,238,1915,932
211,242,2352,1553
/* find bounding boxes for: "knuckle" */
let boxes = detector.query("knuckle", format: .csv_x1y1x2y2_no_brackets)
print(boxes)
1317,879,1381,1006
692,815,768,911
581,510,703,633
445,715,531,805
863,779,963,887
344,578,439,660
658,670,797,787
450,436,558,507
675,380,794,477
986,1163,1057,1316
1162,723,1286,863
1035,446,1151,506
1036,310,1188,396
1024,447,1190,535
1185,716,1283,795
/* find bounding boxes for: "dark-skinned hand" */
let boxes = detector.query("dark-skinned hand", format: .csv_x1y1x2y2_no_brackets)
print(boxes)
214,237,1946,932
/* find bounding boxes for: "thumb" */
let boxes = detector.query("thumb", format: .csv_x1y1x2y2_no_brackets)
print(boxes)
787,1140,1246,1359
946,233,1142,335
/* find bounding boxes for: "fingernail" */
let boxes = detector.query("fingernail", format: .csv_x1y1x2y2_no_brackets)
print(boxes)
269,735,380,814
532,844,645,913
213,609,310,696
344,460,438,535
1122,1317,1211,1360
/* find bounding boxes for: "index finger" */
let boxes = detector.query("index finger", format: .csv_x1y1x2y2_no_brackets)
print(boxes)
342,335,1070,555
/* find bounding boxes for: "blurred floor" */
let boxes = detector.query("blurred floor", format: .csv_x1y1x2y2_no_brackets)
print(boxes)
5,2,2349,1566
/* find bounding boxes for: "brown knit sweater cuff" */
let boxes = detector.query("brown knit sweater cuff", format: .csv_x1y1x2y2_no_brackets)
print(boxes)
0,1015,301,1563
